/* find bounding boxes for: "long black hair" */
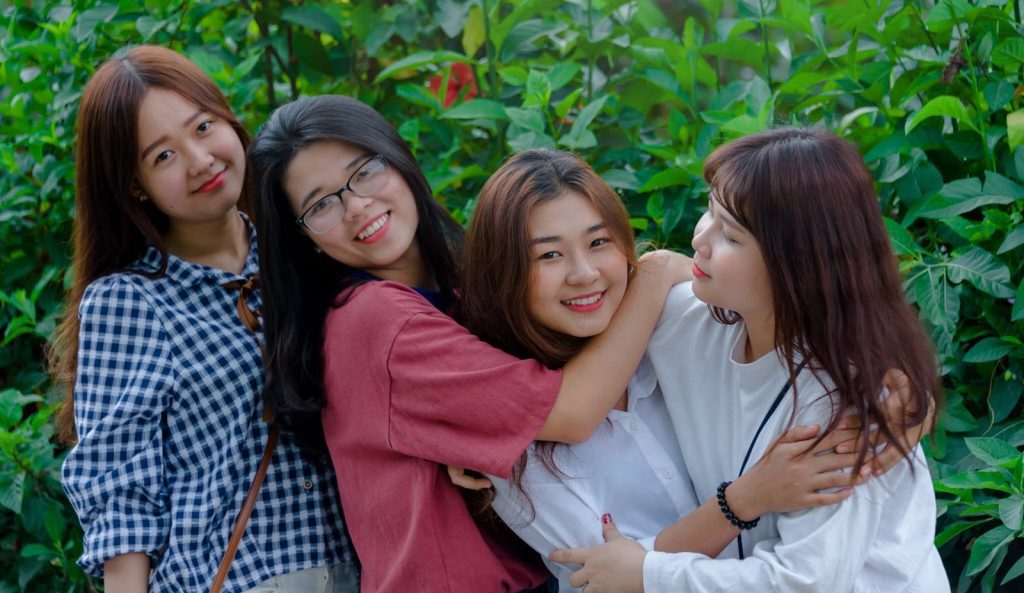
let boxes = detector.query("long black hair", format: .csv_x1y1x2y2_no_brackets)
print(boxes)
247,95,463,456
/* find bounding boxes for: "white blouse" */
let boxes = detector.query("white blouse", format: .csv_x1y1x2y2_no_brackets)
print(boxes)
488,356,698,592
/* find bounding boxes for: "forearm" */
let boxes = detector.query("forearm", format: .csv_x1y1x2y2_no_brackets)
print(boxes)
104,552,150,593
538,265,675,443
653,497,740,556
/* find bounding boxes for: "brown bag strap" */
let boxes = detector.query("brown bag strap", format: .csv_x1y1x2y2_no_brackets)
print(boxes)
211,275,276,593
209,422,279,593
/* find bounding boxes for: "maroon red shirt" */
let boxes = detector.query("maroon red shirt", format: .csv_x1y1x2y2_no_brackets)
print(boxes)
321,280,559,592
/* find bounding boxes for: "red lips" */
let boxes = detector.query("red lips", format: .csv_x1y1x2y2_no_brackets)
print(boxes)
195,170,226,193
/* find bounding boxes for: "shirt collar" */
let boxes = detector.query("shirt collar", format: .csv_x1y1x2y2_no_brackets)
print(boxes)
132,212,259,287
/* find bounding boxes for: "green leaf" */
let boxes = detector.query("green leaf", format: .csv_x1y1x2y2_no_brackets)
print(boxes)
281,6,345,40
937,470,1011,492
639,168,690,193
505,107,545,133
0,470,25,513
560,95,608,150
374,51,470,83
19,544,52,559
883,218,922,255
905,96,977,134
992,37,1024,70
913,268,959,332
964,338,1016,363
499,66,528,86
462,5,485,57
935,519,989,547
1003,554,1024,585
965,437,1022,467
983,79,1016,112
946,248,1014,298
998,496,1024,530
547,62,581,91
1008,110,1024,151
439,99,509,121
1013,278,1024,322
967,525,1014,576
602,169,640,191
999,225,1024,255
524,70,552,109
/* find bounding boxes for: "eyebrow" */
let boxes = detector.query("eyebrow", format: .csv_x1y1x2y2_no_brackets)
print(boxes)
531,222,607,245
140,110,207,161
299,152,372,209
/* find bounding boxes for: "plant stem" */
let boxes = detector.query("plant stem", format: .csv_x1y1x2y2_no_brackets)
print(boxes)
587,0,594,102
759,0,773,88
955,19,995,171
481,0,498,99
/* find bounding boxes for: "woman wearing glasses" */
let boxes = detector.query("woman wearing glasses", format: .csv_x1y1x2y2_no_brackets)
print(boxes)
247,94,691,592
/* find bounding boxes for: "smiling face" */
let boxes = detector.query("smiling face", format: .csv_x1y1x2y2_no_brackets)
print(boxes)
526,191,629,338
690,197,773,322
281,140,425,286
135,87,245,226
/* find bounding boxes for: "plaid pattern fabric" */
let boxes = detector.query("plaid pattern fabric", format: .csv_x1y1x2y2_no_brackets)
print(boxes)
61,218,353,593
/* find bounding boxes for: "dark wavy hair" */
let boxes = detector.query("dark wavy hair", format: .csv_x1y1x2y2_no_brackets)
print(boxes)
457,148,637,517
51,45,251,444
247,94,463,456
705,127,942,470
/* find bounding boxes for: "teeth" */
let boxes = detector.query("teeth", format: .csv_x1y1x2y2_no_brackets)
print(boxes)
563,293,602,306
358,213,389,240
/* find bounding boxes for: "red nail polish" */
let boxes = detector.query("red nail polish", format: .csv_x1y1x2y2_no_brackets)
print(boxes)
602,513,612,524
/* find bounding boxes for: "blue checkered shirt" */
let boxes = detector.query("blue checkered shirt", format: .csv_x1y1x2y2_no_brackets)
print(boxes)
61,219,354,593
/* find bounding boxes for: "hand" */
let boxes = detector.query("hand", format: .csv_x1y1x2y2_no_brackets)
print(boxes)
637,249,693,286
835,369,934,476
726,424,870,519
445,465,492,491
550,516,645,593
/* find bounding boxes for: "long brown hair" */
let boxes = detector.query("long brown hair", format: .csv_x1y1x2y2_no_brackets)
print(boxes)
50,46,251,443
705,127,941,470
457,149,637,514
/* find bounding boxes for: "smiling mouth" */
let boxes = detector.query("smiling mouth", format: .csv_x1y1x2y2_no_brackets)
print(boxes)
356,211,390,241
195,169,226,193
561,291,605,311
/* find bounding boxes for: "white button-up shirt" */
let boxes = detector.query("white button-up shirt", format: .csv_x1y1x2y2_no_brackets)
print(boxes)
489,356,698,592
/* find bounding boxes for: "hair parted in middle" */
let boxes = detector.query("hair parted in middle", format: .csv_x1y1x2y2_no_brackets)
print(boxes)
247,94,463,456
458,148,637,371
703,126,941,471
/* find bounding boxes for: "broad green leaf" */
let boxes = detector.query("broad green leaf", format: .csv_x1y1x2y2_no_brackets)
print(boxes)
555,89,583,119
602,169,640,191
909,176,1017,220
913,268,959,334
499,66,528,86
437,0,469,38
965,437,1022,467
721,114,763,136
699,38,764,67
967,525,1014,576
19,544,52,559
639,168,690,193
1008,109,1024,151
935,519,989,547
946,248,1014,298
561,96,608,150
905,96,977,134
281,6,345,40
1003,554,1024,585
462,6,485,57
998,496,1024,530
983,79,1016,112
440,99,508,121
0,470,24,513
998,225,1024,254
925,0,976,33
505,107,545,133
992,38,1024,70
374,51,470,83
963,338,1016,363
1013,278,1024,322
883,218,922,255
524,70,552,109
547,62,581,92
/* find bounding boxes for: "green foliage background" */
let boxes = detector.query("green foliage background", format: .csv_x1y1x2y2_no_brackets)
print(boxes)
1,0,1022,591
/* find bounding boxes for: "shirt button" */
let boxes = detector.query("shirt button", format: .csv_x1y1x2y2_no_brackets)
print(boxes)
303,480,313,491
661,468,675,480
628,419,640,431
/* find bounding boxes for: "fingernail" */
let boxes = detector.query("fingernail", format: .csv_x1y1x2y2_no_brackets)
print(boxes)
860,466,871,477
836,444,848,453
602,513,613,524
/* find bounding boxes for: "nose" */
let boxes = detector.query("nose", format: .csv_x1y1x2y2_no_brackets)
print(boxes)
186,142,215,178
566,253,600,286
691,212,712,258
342,193,374,222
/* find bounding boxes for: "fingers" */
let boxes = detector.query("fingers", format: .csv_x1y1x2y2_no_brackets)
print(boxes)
568,566,591,589
776,424,821,445
550,546,596,566
601,514,622,542
815,427,862,453
807,487,856,507
870,439,910,475
445,466,492,490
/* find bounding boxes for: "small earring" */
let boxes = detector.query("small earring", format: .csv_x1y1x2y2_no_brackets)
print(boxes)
313,246,322,254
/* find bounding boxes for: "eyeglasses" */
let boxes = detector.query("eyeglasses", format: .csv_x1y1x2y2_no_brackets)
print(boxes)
295,154,391,234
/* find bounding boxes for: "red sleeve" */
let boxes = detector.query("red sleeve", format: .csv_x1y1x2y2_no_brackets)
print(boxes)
385,306,561,478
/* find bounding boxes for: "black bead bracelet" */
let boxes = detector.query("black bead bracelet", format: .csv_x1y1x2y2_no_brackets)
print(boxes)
716,481,760,530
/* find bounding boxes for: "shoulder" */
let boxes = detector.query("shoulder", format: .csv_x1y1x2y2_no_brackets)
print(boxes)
650,282,718,348
326,280,442,326
80,272,152,318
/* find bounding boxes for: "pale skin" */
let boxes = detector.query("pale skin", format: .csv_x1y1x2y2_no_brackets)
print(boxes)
102,88,250,592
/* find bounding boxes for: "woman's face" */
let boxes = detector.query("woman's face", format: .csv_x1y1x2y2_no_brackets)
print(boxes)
526,191,628,338
690,197,772,321
282,140,424,285
135,88,245,226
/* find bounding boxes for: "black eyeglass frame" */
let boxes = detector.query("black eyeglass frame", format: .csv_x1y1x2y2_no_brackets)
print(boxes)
294,154,389,234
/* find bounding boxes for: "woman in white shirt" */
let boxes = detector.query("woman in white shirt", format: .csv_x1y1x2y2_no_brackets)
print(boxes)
454,148,922,591
550,128,947,592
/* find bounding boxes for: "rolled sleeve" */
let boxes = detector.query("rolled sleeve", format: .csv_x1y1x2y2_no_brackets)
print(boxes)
61,278,175,576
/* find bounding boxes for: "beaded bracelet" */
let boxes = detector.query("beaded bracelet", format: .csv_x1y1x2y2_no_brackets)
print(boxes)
716,481,760,530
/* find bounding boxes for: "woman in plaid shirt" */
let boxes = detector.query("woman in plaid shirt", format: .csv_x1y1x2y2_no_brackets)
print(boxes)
51,46,358,593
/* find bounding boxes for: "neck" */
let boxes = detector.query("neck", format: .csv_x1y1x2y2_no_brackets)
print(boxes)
742,310,776,362
374,240,438,290
612,389,628,412
164,209,248,274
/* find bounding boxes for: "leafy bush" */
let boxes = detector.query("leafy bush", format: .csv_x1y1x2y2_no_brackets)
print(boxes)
1,0,1021,591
